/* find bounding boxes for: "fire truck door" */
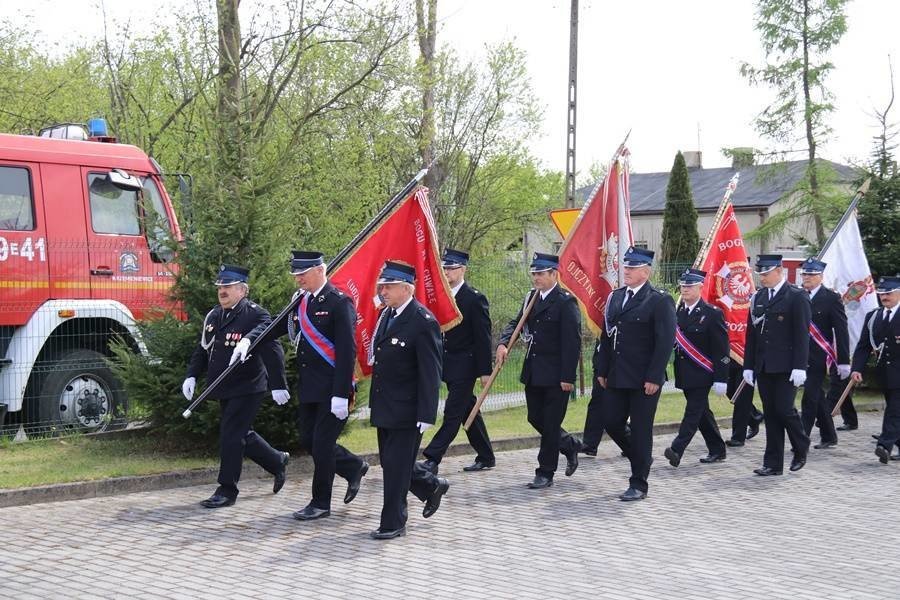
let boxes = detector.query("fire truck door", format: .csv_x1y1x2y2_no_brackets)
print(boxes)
38,163,90,301
82,168,161,319
0,161,50,325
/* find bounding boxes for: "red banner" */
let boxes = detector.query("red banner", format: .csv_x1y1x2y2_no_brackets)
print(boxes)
329,187,461,376
698,202,754,362
558,152,633,334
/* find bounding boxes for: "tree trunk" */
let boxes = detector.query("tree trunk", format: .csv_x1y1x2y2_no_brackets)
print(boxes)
802,0,825,246
416,0,439,216
215,0,246,253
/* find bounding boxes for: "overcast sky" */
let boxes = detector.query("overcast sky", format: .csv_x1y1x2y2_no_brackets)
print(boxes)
3,0,898,175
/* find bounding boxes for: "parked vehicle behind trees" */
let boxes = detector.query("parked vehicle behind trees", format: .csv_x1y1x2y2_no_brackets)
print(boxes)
0,119,185,434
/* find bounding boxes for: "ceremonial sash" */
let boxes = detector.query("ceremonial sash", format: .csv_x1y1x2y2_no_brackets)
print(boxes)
298,294,336,367
675,326,713,373
808,322,838,367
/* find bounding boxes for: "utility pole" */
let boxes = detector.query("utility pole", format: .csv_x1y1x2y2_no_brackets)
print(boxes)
564,0,579,208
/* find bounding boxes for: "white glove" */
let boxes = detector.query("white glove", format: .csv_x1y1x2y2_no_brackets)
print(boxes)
229,338,251,365
272,389,290,405
417,421,433,434
837,364,851,380
713,382,728,396
790,369,807,387
742,369,755,387
330,396,349,420
181,377,196,401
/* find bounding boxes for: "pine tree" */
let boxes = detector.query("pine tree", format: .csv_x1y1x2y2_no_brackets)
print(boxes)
660,151,700,264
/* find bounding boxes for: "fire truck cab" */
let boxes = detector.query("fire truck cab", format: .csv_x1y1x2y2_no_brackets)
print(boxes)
0,120,183,433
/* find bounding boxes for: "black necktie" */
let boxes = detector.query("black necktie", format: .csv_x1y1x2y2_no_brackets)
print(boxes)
768,288,774,302
384,308,396,332
623,289,634,308
881,309,893,338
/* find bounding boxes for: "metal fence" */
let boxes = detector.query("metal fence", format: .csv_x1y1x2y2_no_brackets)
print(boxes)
0,237,172,438
1,245,689,438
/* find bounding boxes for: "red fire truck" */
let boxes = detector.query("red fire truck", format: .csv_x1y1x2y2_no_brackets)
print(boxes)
0,119,184,433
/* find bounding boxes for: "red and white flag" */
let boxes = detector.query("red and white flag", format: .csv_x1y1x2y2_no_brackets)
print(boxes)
820,209,877,352
698,199,755,362
329,187,461,376
558,149,633,334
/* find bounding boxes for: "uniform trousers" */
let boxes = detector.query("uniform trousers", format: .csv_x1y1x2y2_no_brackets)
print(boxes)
602,387,660,493
423,378,495,465
525,385,580,478
297,402,365,509
377,428,441,531
582,381,632,453
757,373,810,471
728,367,764,442
216,392,282,499
581,380,607,451
671,386,726,457
877,388,900,450
801,363,838,444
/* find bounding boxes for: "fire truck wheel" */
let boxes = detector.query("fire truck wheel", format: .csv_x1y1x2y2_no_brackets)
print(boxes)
37,349,125,431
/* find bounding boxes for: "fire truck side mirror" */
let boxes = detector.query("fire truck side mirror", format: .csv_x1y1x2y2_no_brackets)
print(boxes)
107,169,143,192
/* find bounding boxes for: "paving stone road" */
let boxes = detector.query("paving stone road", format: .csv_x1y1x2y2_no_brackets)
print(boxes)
2,411,898,599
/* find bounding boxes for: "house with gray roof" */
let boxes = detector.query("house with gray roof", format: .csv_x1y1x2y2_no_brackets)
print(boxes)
526,151,860,263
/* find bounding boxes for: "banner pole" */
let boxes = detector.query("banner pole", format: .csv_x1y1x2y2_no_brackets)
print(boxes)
183,168,429,418
464,292,539,430
693,173,740,270
815,178,871,260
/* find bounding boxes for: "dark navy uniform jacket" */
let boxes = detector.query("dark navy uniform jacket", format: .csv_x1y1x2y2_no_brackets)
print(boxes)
852,307,900,389
807,286,850,369
250,282,356,403
744,283,811,374
500,285,581,387
369,298,443,428
595,283,676,389
443,282,492,384
187,297,287,399
673,298,729,389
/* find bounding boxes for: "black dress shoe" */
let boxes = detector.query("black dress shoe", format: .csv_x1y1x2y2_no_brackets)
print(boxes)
699,453,726,463
747,421,760,439
753,467,782,476
423,478,449,518
370,526,407,540
462,460,495,472
200,494,236,508
419,459,439,475
619,487,647,501
872,433,881,441
875,445,891,464
789,454,807,472
564,449,579,476
664,447,681,467
836,424,858,431
814,441,837,449
579,446,598,457
726,439,745,447
344,461,369,504
526,475,553,489
273,451,290,494
292,505,331,521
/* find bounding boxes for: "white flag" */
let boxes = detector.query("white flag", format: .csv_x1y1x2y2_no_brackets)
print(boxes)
820,210,878,352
